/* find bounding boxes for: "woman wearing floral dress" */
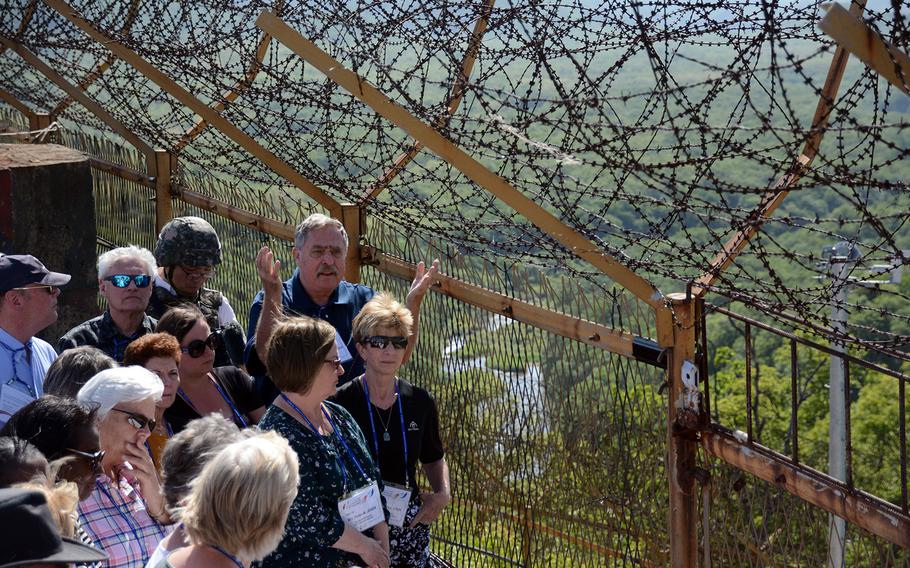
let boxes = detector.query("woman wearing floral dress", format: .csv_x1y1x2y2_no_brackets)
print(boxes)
257,316,390,568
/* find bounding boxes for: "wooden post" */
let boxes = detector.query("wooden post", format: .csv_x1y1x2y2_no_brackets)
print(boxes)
154,149,173,233
341,203,362,283
28,112,52,142
659,292,699,568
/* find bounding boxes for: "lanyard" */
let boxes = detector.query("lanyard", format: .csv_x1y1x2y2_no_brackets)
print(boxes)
210,544,245,568
280,395,370,491
178,374,248,427
95,479,151,559
0,340,37,396
361,376,409,488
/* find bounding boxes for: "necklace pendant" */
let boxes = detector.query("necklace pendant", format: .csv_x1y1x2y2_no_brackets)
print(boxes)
383,431,391,442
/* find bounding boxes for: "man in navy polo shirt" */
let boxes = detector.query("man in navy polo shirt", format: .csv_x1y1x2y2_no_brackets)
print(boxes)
0,254,70,427
245,214,438,403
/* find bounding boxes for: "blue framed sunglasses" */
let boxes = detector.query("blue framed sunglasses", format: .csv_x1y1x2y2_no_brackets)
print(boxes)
104,274,152,288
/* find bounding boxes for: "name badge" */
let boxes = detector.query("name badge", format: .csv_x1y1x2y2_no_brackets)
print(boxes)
338,480,385,532
382,482,412,528
335,333,353,363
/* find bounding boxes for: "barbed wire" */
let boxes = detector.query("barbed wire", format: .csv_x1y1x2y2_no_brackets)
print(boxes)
1,0,909,358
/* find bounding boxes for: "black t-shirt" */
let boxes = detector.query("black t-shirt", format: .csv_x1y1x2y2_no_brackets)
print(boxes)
164,366,261,433
332,376,445,493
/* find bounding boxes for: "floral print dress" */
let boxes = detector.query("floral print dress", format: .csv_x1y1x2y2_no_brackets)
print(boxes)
257,401,387,568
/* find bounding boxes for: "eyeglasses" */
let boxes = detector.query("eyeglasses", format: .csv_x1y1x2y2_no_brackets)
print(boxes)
10,284,58,294
110,408,156,432
104,274,152,288
66,448,105,471
181,331,223,358
178,265,216,279
324,358,343,371
361,335,408,350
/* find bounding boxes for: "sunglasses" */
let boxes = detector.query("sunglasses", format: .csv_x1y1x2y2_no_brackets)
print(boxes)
111,408,156,432
324,358,343,371
181,331,223,358
66,448,105,471
104,274,152,288
361,335,408,350
10,284,58,294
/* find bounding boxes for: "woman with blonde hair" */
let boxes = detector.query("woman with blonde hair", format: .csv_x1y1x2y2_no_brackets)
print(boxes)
151,431,299,568
333,293,450,567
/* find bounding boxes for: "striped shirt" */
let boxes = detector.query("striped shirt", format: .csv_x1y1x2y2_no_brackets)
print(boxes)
78,471,170,568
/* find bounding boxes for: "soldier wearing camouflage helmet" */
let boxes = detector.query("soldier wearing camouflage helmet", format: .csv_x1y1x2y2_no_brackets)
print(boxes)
147,216,246,368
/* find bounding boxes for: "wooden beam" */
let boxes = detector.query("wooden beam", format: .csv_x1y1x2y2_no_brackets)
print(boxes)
41,0,342,218
173,0,285,153
692,0,867,297
0,33,157,172
50,0,142,117
362,245,646,360
86,155,298,240
0,0,37,58
359,0,494,205
341,203,362,283
258,11,666,311
819,2,910,96
154,149,173,232
0,87,35,118
703,426,910,549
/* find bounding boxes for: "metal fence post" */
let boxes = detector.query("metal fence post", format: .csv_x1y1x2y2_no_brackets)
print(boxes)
659,292,699,568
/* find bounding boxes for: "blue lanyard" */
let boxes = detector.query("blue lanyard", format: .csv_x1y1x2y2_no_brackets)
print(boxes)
95,479,152,559
178,374,248,428
210,544,245,568
280,395,370,491
0,340,37,396
144,419,174,458
361,376,409,488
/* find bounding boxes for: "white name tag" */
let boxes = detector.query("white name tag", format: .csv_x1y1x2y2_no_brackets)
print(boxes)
338,480,385,532
335,333,353,363
382,482,412,528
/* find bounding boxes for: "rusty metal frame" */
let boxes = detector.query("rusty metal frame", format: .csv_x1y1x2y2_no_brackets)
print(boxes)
692,0,868,297
703,425,910,549
819,2,910,96
0,87,33,117
41,0,342,218
256,10,667,312
359,0,494,206
49,0,142,118
0,33,157,172
173,0,286,153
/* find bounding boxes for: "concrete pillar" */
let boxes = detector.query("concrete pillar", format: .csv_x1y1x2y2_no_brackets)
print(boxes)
0,144,97,344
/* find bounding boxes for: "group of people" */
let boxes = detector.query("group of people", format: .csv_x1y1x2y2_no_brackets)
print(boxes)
0,213,450,568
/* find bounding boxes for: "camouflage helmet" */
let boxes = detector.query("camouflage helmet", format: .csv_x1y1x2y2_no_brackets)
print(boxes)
154,216,222,267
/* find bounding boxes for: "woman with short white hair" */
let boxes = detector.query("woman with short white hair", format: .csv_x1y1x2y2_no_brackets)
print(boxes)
77,366,171,568
59,245,160,362
152,431,299,568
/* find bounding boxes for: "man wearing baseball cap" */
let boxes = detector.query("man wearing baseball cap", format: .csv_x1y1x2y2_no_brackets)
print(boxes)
0,487,107,567
0,254,70,427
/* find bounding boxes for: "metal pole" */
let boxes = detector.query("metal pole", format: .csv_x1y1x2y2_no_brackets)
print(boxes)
828,257,848,568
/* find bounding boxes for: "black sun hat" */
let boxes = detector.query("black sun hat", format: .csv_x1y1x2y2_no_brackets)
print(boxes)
0,488,107,567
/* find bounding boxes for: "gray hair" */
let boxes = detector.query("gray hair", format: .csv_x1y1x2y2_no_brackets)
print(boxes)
180,431,299,563
97,245,157,279
294,213,348,250
161,414,243,512
44,347,117,399
76,366,163,418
